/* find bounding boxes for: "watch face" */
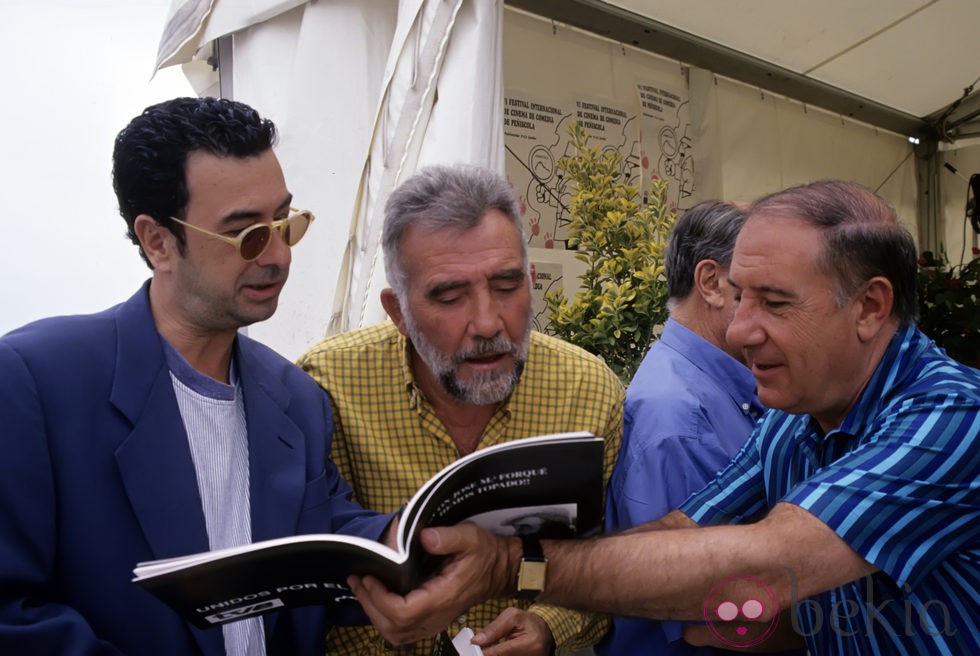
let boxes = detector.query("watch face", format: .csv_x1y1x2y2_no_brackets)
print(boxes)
518,560,548,591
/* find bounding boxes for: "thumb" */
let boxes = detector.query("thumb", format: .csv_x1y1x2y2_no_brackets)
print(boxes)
472,607,520,646
419,526,461,555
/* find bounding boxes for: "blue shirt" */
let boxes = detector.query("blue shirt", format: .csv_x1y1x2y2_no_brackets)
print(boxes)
681,325,980,655
599,318,763,655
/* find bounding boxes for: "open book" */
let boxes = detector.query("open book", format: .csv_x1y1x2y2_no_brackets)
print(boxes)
133,431,604,628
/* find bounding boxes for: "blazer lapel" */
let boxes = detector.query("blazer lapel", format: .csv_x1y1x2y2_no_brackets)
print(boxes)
109,285,223,656
236,340,310,641
110,284,210,559
114,369,210,559
236,339,307,544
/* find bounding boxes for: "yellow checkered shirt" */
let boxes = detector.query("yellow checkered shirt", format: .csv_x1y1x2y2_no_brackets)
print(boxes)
297,322,624,655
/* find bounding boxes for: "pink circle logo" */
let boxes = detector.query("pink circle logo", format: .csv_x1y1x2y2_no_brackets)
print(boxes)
702,576,780,648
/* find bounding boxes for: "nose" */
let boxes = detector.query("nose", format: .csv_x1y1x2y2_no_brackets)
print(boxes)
254,225,292,268
469,288,504,338
726,300,763,350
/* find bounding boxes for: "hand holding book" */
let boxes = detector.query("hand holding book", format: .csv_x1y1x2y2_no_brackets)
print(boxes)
133,432,604,628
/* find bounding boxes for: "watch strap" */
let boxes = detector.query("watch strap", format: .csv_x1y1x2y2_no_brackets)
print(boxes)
516,535,547,600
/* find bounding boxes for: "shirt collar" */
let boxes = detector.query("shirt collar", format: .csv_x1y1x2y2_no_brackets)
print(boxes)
835,323,923,438
161,337,238,400
660,318,764,418
393,329,421,408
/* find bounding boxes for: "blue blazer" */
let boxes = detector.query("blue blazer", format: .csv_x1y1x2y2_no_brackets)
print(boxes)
0,282,391,655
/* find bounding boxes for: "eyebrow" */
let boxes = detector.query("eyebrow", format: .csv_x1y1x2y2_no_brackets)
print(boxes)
426,267,526,299
728,277,796,298
427,280,469,298
491,268,527,283
216,194,293,228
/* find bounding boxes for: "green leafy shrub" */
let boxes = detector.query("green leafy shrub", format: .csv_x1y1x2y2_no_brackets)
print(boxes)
545,121,677,383
917,248,980,369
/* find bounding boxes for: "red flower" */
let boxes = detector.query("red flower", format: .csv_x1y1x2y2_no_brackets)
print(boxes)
949,278,961,289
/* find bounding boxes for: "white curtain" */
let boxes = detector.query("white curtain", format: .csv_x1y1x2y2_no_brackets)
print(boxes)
156,0,505,360
332,0,505,333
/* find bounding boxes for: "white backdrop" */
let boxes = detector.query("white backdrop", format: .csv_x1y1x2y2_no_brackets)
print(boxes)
0,0,192,337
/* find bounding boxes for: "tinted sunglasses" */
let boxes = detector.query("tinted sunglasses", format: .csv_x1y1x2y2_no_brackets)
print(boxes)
169,208,315,262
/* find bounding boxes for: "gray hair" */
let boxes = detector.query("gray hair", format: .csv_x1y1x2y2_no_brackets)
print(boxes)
665,200,747,303
749,180,918,324
382,164,526,301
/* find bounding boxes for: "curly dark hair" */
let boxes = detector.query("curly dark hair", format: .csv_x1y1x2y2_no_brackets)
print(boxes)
111,96,278,267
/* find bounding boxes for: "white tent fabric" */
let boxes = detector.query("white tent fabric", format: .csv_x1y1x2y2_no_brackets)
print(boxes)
156,0,308,71
331,0,505,334
156,0,505,359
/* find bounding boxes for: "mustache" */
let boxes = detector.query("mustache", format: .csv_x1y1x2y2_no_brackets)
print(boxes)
240,266,288,287
453,336,520,364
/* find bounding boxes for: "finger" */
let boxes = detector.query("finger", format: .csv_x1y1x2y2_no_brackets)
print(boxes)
480,610,553,656
480,633,546,656
472,607,521,646
346,576,412,644
349,574,464,645
419,525,475,555
483,636,547,656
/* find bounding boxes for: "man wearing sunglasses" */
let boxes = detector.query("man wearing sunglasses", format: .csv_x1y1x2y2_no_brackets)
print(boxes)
0,97,391,656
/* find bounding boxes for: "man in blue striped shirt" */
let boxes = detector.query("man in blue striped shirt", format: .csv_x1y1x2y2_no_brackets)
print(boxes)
350,180,979,656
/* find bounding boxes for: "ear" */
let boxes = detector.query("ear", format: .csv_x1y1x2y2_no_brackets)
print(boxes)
693,259,726,309
134,214,176,271
855,277,894,342
381,288,409,336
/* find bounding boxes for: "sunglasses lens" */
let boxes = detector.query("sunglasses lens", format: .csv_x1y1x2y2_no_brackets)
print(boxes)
240,225,272,260
284,211,312,246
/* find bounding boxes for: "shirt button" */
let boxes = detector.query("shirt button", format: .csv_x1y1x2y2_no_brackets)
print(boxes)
742,402,750,411
457,614,468,625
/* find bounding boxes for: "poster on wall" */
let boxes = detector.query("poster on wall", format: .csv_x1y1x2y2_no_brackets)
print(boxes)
504,86,694,252
504,83,694,334
529,260,563,332
636,82,695,210
503,90,574,251
503,90,642,251
572,93,642,191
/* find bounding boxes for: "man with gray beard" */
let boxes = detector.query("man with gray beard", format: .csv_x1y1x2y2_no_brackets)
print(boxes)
297,164,624,656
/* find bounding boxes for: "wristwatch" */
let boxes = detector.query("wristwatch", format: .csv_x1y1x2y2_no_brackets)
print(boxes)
516,535,548,600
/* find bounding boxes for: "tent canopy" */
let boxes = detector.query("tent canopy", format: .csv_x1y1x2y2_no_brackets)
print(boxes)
510,0,980,145
155,0,977,359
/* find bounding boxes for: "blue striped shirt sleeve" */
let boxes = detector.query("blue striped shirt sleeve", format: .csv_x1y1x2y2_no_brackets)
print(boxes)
783,388,980,590
679,426,770,525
